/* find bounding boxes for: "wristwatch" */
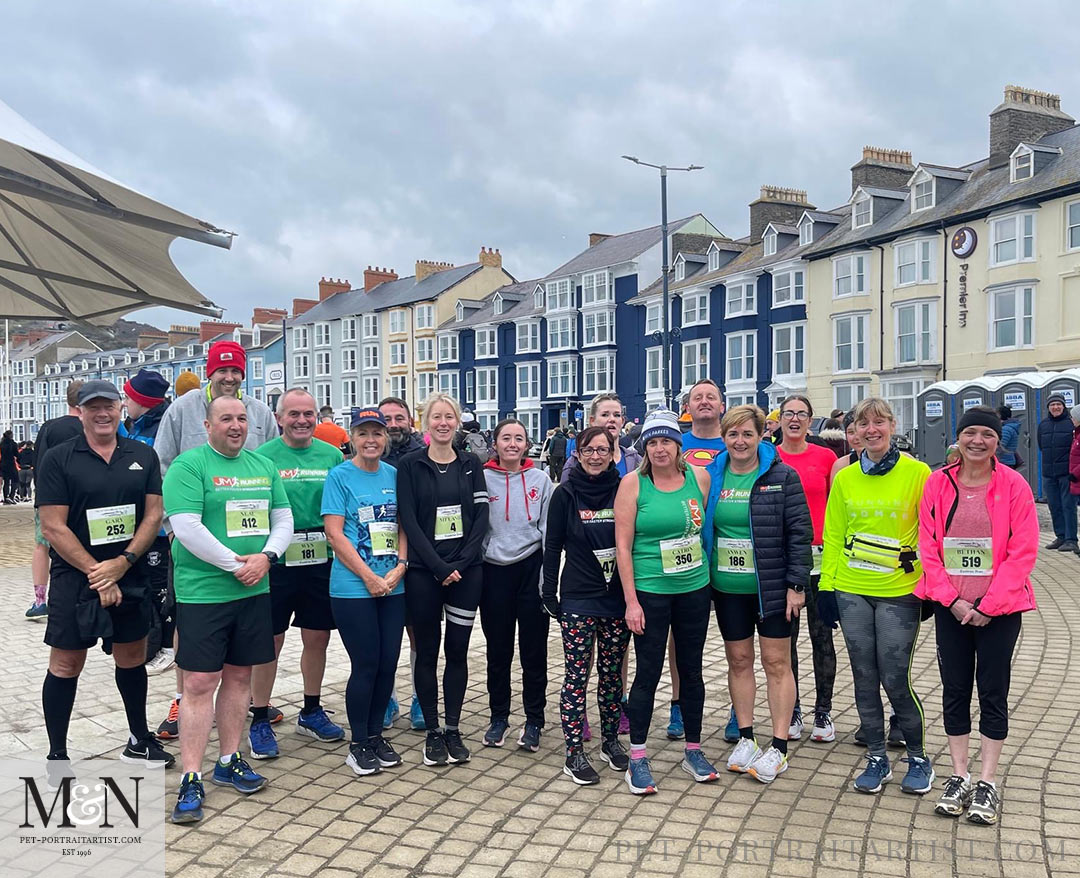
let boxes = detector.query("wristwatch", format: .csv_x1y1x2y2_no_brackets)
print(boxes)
262,551,279,565
789,582,806,594
122,551,138,566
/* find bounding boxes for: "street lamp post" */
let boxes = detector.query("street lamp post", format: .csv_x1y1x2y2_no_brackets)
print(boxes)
622,156,703,411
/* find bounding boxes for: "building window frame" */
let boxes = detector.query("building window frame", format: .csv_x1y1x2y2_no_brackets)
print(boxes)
547,357,576,397
548,315,576,351
988,284,1035,352
989,211,1036,267
833,252,869,298
772,268,805,307
389,342,407,366
894,238,935,287
581,270,612,306
681,339,709,387
545,277,573,312
583,353,615,394
894,300,936,366
517,362,540,400
389,309,407,334
1010,146,1033,183
438,371,460,398
773,321,806,378
726,331,756,383
314,322,331,347
681,291,709,326
341,318,357,342
763,230,777,257
414,304,435,330
416,338,434,363
438,334,459,364
362,344,378,371
725,279,757,317
475,328,497,359
1067,199,1080,252
911,172,935,212
708,246,721,271
832,313,868,374
583,309,614,346
516,321,540,353
361,314,379,339
853,193,872,229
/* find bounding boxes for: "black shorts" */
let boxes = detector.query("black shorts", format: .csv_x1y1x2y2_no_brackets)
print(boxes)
44,568,151,651
145,535,171,596
269,562,335,634
175,593,275,672
712,590,791,642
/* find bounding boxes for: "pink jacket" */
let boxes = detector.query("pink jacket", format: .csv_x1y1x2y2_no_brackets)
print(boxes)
1070,424,1080,496
915,461,1038,617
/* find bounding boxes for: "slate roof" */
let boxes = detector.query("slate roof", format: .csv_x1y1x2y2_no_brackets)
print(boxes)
437,280,542,332
913,163,971,181
854,186,907,200
7,330,88,357
764,222,799,236
542,217,699,280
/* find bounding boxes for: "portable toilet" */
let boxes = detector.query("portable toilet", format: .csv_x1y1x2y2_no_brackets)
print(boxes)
993,373,1045,496
955,377,997,415
917,380,963,468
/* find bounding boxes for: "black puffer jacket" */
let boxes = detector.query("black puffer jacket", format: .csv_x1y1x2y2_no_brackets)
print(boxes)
1038,400,1075,478
704,441,813,620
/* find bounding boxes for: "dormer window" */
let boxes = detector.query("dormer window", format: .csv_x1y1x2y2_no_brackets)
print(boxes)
534,285,544,309
673,256,685,282
1011,147,1033,182
763,230,777,257
853,194,872,229
708,246,721,272
912,170,935,211
799,219,813,246
455,301,464,322
493,294,504,315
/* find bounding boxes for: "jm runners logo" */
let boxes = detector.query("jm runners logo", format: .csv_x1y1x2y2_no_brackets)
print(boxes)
212,476,271,488
19,774,143,829
579,509,614,522
278,468,329,480
686,498,702,529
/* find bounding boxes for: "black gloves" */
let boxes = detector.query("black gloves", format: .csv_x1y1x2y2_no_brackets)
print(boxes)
816,590,840,630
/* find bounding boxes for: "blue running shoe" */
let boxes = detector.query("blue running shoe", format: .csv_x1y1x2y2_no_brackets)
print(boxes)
248,719,278,760
383,695,400,730
625,756,658,795
900,756,935,795
171,772,204,824
853,755,893,794
667,704,685,740
724,707,740,744
483,718,510,748
25,601,47,620
211,753,267,794
681,748,719,783
409,695,426,731
297,707,345,742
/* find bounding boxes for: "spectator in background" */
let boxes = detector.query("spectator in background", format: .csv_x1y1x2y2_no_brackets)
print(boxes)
1038,394,1077,553
547,428,568,483
817,418,847,459
313,405,350,453
995,406,1022,470
174,371,201,397
764,410,782,445
1070,405,1080,557
16,441,35,501
1,430,18,504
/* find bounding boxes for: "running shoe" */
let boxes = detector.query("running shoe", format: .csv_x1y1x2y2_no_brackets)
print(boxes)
618,702,630,736
1059,540,1079,553
248,701,283,724
297,707,345,742
211,753,267,794
423,731,448,766
444,729,470,764
600,738,629,772
583,715,592,742
625,756,658,795
888,715,906,748
748,746,788,784
410,695,426,731
1046,537,1065,550
900,756,935,795
853,755,893,794
371,736,402,768
248,719,279,760
483,718,510,748
171,772,204,824
726,737,762,773
46,757,75,791
935,774,974,817
518,722,541,753
724,707,740,743
563,752,600,785
345,742,380,776
966,780,1000,825
667,704,685,740
24,601,47,620
788,707,803,740
681,749,719,783
810,710,835,743
145,648,175,676
383,695,400,730
156,698,180,740
120,735,175,768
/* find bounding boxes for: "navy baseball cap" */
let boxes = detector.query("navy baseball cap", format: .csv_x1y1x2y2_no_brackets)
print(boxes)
350,408,387,428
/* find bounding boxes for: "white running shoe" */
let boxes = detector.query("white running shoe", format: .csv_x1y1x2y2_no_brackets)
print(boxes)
810,710,835,743
726,737,762,773
145,648,176,676
788,708,803,740
747,746,788,784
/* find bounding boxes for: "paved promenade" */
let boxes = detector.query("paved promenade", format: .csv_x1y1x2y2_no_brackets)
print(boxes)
1,501,1078,877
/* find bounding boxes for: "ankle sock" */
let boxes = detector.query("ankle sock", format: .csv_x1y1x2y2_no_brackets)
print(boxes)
251,705,269,723
42,672,78,759
302,694,320,715
218,753,235,766
630,745,646,760
685,742,701,751
771,737,788,755
739,726,754,741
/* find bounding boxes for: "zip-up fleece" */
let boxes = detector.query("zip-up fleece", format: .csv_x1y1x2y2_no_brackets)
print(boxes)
559,443,642,483
482,458,553,565
915,460,1039,617
703,441,813,620
396,448,489,581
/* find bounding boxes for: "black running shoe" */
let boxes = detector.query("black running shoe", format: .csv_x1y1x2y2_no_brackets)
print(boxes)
345,743,380,776
444,729,470,764
600,738,630,772
518,722,541,753
121,735,175,769
371,736,402,768
423,731,449,766
563,752,600,785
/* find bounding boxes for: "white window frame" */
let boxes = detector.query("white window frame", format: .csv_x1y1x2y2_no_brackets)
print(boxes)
389,342,407,366
581,270,612,306
314,382,331,408
989,212,1036,267
1010,147,1033,183
673,257,686,282
361,314,379,339
725,331,756,383
726,279,757,317
341,348,357,373
314,323,331,347
438,334,459,364
315,350,331,377
293,354,309,379
416,338,434,363
832,313,868,374
414,304,435,330
645,302,662,335
534,286,544,309
708,246,721,271
894,300,937,366
645,348,662,394
681,339,709,387
583,353,615,394
883,379,926,439
389,375,407,400
362,344,378,371
341,317,357,342
853,194,872,229
417,372,437,402
763,230,777,257
516,321,540,353
548,315,576,351
583,309,614,346
362,376,380,407
493,294,504,316
1068,199,1080,252
988,285,1035,352
342,379,358,408
894,238,935,287
772,322,806,378
517,362,540,400
681,291,709,326
772,268,805,307
912,173,935,212
475,328,497,358
518,410,541,444
545,278,572,312
438,371,460,398
547,358,576,397
465,371,474,403
799,219,813,246
833,382,869,413
833,253,869,298
389,310,407,334
250,358,263,380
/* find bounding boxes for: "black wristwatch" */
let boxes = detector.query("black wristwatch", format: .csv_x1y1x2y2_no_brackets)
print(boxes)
262,551,279,565
122,551,138,566
789,582,806,594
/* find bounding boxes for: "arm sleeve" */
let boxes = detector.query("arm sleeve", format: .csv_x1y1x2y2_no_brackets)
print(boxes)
781,468,813,589
914,475,958,606
264,506,294,556
542,488,568,602
978,477,1040,616
818,475,848,592
35,448,71,507
396,459,453,581
154,405,181,473
559,454,576,484
458,459,491,568
537,475,554,555
144,451,163,496
170,513,243,572
320,468,348,517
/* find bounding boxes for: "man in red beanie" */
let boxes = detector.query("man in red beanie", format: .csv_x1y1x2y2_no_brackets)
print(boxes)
152,339,279,739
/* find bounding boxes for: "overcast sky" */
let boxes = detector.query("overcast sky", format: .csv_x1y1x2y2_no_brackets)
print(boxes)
4,0,1079,329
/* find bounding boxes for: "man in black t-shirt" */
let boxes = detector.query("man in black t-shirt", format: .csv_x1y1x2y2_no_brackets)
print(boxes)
37,380,174,770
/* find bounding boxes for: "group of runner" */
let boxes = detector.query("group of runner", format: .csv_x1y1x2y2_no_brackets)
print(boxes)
33,343,1039,829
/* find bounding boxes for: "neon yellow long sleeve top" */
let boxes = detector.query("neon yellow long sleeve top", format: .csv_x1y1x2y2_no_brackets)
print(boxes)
819,455,930,597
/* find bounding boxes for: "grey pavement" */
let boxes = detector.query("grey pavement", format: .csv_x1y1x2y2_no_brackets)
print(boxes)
2,500,1079,877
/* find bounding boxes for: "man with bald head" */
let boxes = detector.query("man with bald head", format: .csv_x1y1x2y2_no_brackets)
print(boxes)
163,395,293,824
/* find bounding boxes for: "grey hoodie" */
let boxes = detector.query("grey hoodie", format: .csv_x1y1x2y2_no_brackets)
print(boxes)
481,459,553,565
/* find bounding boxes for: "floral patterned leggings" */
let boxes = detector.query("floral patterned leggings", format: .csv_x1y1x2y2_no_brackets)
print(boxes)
560,613,631,755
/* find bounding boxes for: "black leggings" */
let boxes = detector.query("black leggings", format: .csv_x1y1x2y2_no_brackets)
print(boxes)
627,586,710,746
790,575,837,712
934,604,1022,740
332,595,406,743
405,565,483,730
1,472,15,501
480,552,548,726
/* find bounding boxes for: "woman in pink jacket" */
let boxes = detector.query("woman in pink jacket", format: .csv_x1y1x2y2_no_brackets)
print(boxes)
916,406,1038,827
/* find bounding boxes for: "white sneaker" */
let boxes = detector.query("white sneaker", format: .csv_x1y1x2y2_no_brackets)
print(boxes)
726,737,762,773
810,710,835,743
747,746,788,784
788,708,803,740
145,648,176,676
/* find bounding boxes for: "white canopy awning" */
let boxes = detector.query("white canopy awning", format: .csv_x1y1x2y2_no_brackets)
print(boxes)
0,98,232,324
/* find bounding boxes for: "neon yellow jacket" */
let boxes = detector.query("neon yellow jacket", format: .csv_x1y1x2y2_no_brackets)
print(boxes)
819,455,930,597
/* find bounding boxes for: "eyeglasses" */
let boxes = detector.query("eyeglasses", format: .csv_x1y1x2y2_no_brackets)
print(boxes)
780,411,810,421
580,447,613,457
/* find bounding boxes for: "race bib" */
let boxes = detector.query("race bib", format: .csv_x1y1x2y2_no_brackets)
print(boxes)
811,544,823,577
434,504,463,541
846,532,901,573
285,530,328,567
87,504,136,546
225,499,270,538
659,536,703,575
593,547,617,584
369,521,398,557
715,538,754,575
943,537,993,577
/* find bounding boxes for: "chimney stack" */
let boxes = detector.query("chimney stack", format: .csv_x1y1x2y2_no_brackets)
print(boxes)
200,320,242,343
292,298,318,317
588,233,611,247
415,260,455,283
136,330,168,350
849,146,914,194
478,246,502,269
318,277,351,301
167,324,200,347
363,266,399,292
989,85,1074,169
252,307,288,327
748,186,814,241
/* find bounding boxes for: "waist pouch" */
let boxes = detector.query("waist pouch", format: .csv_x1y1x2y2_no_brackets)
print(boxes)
844,533,918,574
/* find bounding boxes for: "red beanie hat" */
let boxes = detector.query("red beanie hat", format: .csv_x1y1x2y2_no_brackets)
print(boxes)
207,340,246,377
